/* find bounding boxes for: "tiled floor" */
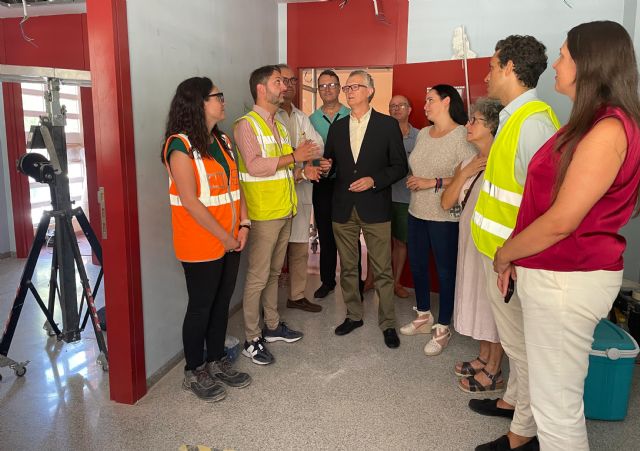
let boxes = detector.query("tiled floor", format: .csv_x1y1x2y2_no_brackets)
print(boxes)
1,247,639,450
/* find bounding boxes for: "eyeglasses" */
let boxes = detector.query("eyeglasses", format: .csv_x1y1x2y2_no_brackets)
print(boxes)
342,84,368,93
282,77,298,86
207,92,225,103
318,82,339,90
389,103,409,111
468,116,487,125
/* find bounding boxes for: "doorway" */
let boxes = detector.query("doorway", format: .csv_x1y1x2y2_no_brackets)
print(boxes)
299,67,393,116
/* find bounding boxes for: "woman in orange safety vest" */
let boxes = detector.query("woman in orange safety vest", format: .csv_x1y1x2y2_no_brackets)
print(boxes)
161,77,252,402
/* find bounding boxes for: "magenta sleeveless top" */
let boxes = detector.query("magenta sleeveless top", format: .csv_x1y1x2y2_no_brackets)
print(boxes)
513,106,640,271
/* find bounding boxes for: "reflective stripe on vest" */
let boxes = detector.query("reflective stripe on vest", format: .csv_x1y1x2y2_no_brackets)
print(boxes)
481,180,522,208
163,133,241,262
169,189,240,207
235,110,297,221
471,100,560,259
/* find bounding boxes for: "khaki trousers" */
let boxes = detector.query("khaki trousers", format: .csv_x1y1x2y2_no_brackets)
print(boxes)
518,267,622,451
481,255,536,438
242,217,292,341
288,242,309,301
333,208,396,330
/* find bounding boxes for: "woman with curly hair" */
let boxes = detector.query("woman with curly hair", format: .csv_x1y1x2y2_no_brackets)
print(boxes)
162,77,251,402
441,98,506,393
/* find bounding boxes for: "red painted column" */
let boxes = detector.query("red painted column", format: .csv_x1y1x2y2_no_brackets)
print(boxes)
3,83,32,258
85,0,146,404
80,86,101,265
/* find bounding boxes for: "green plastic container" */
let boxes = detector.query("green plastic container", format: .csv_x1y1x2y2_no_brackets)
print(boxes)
584,319,639,421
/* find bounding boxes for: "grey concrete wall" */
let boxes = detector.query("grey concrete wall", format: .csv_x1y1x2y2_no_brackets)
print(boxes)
126,0,279,377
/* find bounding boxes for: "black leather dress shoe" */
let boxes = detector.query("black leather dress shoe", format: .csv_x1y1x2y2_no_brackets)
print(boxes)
468,398,515,418
314,284,334,299
335,318,364,336
475,435,539,451
383,328,400,348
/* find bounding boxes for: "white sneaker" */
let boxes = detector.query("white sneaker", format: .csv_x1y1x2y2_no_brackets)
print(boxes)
399,308,434,336
424,324,452,356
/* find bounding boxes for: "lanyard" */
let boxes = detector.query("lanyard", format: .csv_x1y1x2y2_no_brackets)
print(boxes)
322,112,341,126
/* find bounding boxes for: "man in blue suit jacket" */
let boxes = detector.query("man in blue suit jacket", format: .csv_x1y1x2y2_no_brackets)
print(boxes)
324,70,408,348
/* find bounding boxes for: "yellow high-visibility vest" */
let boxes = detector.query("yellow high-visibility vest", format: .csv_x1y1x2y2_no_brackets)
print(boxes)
235,111,297,221
471,100,560,259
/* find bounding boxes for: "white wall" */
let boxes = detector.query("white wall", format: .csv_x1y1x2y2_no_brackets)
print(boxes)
408,0,626,124
0,83,15,255
126,0,279,378
408,0,640,281
278,4,288,63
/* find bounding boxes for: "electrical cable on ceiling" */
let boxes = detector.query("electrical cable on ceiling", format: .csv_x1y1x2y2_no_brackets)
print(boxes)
20,0,38,47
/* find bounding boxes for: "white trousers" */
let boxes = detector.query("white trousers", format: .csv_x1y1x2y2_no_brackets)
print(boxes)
482,256,536,437
517,267,622,451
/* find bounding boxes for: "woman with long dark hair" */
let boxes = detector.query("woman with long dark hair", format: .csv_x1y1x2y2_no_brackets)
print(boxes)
162,77,251,402
401,84,476,356
494,21,640,449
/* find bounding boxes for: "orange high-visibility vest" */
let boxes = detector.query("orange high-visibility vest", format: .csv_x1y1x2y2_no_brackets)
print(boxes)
163,133,241,262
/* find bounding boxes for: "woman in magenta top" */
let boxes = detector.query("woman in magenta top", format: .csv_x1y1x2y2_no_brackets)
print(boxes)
494,21,640,450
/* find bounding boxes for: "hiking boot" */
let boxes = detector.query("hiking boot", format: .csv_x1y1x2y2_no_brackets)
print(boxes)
182,365,227,402
206,356,252,388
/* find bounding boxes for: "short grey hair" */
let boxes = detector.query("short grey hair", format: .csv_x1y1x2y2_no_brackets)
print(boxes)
470,97,503,136
348,69,375,102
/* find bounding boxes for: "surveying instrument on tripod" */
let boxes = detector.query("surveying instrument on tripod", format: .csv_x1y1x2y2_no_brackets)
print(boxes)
0,65,108,381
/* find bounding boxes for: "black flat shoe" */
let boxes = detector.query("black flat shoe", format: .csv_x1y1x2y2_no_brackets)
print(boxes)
314,284,334,299
383,328,400,348
475,435,539,451
335,318,363,336
468,398,515,418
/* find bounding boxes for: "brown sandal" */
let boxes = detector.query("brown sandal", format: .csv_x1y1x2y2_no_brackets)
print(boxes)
454,356,487,377
458,368,505,394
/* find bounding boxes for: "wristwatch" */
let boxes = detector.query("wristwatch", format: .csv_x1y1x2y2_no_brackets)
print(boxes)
239,220,251,231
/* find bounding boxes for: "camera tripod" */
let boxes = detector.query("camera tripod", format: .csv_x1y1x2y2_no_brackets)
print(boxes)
0,204,108,381
0,97,108,381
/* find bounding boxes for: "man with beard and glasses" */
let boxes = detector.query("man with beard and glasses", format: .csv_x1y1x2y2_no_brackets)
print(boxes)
234,65,323,365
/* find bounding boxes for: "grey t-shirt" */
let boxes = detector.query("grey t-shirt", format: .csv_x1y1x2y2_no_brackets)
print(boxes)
408,125,477,222
391,125,419,204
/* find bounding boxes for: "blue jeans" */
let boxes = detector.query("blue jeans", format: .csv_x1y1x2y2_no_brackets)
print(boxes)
407,214,459,325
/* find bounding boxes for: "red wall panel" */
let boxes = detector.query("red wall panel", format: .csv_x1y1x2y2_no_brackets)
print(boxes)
287,0,408,71
392,57,491,128
1,14,92,257
1,14,89,70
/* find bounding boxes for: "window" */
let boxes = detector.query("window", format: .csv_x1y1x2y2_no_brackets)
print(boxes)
21,83,88,226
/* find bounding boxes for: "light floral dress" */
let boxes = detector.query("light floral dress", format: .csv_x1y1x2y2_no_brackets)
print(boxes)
452,156,500,342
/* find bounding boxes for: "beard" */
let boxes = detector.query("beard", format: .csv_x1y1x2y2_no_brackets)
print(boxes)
266,89,283,106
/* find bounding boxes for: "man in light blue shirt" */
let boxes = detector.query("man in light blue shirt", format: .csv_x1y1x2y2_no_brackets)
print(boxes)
388,94,419,298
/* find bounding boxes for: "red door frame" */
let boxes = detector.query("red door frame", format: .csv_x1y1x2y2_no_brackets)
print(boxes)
2,83,32,257
1,9,146,403
85,0,146,404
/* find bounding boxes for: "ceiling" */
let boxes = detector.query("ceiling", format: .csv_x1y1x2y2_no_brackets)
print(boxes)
0,0,85,19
